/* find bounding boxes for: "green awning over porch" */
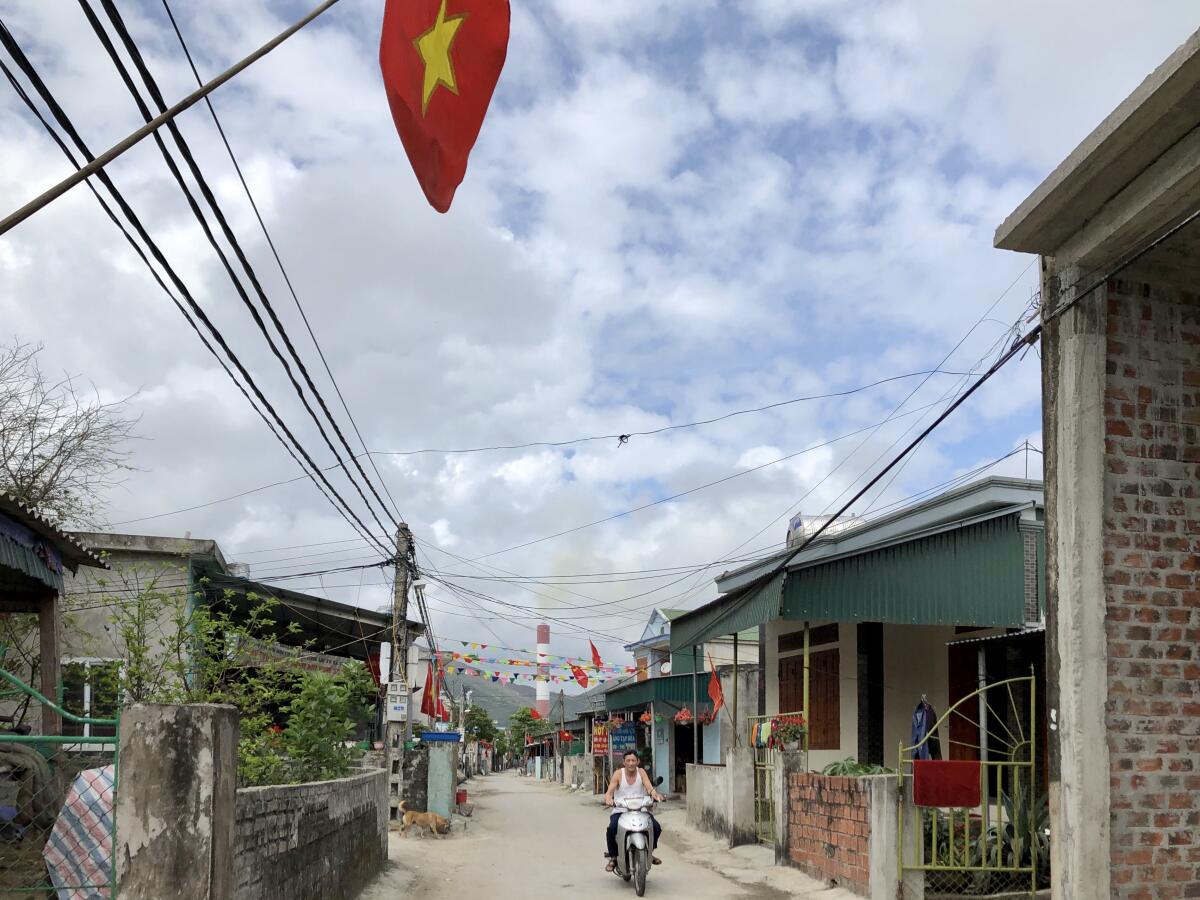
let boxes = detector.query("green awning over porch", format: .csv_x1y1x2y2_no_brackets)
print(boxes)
605,672,716,712
668,572,782,653
669,511,1036,651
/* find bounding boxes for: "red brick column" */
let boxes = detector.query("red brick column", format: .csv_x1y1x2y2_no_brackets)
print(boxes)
1103,277,1200,895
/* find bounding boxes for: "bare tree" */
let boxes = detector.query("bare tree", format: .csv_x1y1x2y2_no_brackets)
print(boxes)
0,341,137,526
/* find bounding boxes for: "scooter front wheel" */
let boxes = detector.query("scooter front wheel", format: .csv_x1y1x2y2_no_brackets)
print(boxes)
633,847,649,896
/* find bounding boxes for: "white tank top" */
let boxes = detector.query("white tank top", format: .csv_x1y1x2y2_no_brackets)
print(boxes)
614,768,648,802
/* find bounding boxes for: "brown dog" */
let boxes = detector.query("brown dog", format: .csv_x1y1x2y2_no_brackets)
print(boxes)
398,801,450,838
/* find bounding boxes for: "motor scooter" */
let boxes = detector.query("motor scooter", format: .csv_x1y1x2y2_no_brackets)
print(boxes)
609,777,665,897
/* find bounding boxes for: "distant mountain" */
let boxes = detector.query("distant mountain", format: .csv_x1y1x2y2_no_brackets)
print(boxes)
441,672,537,726
440,671,603,727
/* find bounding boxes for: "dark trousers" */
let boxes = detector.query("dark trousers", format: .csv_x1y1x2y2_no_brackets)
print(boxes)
606,812,661,858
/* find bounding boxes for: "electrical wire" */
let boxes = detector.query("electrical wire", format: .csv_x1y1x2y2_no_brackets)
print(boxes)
0,19,390,559
84,0,398,541
157,0,406,527
104,367,971,529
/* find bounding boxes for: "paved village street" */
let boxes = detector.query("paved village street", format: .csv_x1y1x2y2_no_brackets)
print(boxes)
362,771,859,900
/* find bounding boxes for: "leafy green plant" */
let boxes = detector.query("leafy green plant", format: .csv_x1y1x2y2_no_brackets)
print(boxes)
821,757,896,776
972,789,1051,886
277,665,372,784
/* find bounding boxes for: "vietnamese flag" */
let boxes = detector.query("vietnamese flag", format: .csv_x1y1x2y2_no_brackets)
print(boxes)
707,654,724,717
379,0,510,212
529,707,542,721
570,665,589,690
419,661,437,717
589,640,603,669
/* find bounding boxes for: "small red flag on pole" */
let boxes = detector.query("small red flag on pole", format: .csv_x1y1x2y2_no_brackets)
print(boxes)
419,661,437,718
379,0,510,212
589,640,603,669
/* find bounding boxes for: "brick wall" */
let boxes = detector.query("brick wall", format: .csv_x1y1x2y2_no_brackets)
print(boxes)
1022,528,1041,623
787,773,870,896
1102,276,1200,897
233,769,388,900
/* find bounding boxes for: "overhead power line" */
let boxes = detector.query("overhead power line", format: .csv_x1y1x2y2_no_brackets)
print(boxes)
105,366,969,528
158,0,406,527
0,19,390,558
687,205,1200,644
0,0,343,236
85,0,398,541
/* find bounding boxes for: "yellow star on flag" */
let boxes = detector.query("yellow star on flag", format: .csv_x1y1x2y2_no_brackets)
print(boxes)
414,0,467,116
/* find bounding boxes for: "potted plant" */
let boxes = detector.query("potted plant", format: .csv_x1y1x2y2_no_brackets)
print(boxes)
771,714,806,751
673,707,693,724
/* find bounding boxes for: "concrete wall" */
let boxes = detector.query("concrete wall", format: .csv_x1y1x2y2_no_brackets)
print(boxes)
685,763,730,839
880,625,955,763
232,769,388,900
1100,273,1200,894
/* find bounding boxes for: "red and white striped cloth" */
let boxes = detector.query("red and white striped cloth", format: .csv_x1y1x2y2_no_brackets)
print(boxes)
43,765,114,899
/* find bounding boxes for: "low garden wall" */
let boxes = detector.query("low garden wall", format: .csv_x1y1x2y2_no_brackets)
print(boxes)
233,768,388,900
787,773,872,896
685,763,731,839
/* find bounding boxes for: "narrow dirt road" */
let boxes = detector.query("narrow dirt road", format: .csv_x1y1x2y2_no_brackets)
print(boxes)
362,770,854,900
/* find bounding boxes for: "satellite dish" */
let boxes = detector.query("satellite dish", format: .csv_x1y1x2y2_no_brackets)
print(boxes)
660,661,671,675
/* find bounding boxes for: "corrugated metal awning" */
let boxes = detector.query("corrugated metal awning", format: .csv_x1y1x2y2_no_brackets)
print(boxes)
781,513,1028,627
946,624,1045,647
604,672,716,712
668,571,781,653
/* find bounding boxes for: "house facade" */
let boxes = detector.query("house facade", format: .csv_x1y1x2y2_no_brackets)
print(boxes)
671,476,1046,773
605,608,761,793
60,531,423,739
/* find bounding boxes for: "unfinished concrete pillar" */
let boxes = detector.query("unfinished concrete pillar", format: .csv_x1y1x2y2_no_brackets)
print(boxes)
115,704,238,900
773,750,804,865
867,776,901,900
725,746,756,847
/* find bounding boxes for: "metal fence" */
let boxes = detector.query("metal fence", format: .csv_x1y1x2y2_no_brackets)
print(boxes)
898,675,1046,897
0,668,118,898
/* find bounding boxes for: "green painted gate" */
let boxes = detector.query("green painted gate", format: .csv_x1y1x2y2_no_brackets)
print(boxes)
0,667,118,898
898,675,1046,897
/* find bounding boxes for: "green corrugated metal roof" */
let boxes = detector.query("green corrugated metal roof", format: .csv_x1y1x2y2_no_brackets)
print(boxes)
604,672,714,712
669,572,783,653
781,513,1027,626
0,537,63,594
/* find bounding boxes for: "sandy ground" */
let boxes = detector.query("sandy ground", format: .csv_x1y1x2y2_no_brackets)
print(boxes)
360,770,859,900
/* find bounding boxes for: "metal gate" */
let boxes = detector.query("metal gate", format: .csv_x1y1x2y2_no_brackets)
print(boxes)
752,744,775,845
0,666,118,898
899,675,1044,897
747,710,808,845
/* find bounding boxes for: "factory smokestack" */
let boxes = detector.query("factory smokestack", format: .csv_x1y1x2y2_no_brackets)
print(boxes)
536,622,550,720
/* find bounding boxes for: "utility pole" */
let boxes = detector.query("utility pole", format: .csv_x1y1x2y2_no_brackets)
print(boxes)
387,524,413,819
559,689,567,783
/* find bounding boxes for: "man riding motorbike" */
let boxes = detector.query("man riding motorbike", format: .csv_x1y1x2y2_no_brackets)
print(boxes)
603,750,665,871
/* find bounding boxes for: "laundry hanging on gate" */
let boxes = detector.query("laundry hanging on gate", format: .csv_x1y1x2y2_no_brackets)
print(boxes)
912,759,981,808
751,720,773,748
910,696,942,760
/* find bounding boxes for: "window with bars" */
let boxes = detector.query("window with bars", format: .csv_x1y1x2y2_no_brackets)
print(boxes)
61,660,119,737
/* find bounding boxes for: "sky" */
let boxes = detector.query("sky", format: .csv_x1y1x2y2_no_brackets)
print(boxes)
1,0,1197,671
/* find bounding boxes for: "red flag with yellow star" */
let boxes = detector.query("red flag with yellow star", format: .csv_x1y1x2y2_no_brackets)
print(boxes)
379,0,510,212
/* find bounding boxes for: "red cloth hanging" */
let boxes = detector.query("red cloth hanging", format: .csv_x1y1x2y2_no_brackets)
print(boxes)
912,759,981,808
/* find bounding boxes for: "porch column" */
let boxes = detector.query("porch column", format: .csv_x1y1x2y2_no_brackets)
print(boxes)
37,587,60,736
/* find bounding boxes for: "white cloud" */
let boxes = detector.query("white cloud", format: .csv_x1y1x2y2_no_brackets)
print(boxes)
0,0,1190,663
